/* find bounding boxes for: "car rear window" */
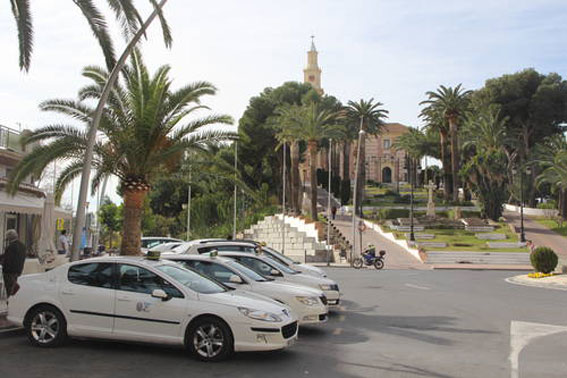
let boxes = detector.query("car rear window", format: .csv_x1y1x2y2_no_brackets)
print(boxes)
68,263,114,288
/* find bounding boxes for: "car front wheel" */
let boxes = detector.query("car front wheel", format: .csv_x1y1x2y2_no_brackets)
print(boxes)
186,316,233,362
25,305,68,347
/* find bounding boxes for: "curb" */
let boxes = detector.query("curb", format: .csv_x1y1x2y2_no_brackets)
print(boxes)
505,275,567,291
433,264,533,271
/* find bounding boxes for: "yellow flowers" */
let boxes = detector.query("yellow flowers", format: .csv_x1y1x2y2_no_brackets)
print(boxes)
527,272,555,279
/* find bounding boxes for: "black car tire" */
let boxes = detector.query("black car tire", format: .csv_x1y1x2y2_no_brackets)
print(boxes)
186,316,234,362
24,304,68,348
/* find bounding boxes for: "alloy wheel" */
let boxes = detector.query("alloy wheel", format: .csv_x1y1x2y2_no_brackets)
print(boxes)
193,324,225,359
30,310,59,344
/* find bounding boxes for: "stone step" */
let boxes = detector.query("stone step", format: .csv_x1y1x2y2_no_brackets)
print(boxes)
425,251,530,265
475,233,507,240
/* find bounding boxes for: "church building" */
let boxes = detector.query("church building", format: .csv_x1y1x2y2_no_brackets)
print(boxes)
300,38,410,187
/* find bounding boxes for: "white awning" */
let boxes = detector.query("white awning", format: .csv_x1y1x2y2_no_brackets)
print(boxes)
0,190,72,219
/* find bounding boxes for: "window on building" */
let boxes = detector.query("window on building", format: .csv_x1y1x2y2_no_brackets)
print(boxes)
383,139,391,149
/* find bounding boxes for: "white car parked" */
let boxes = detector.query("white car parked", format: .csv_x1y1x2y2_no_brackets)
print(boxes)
214,252,341,307
7,256,298,361
141,237,183,253
163,254,329,325
174,240,328,278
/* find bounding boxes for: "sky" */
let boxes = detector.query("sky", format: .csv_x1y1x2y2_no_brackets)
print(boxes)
2,0,567,208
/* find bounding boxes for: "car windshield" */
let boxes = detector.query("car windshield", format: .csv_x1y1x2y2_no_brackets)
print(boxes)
264,257,300,274
156,264,226,294
225,260,271,282
262,246,296,266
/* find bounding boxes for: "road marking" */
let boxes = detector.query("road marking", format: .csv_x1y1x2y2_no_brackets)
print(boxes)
510,321,567,378
332,328,343,335
405,283,431,290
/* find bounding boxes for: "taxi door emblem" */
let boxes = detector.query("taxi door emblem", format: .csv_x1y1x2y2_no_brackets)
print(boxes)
136,302,151,312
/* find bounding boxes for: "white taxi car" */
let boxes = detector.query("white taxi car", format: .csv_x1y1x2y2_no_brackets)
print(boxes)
163,254,329,325
7,256,298,361
214,252,341,307
173,240,328,278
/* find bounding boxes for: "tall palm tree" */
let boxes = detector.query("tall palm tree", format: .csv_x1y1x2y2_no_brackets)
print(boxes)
420,106,451,200
345,99,388,215
275,104,303,213
535,134,567,219
8,54,234,255
420,85,471,202
10,0,171,72
393,127,437,186
283,103,344,219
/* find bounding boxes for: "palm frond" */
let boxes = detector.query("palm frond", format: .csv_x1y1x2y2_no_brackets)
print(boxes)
73,0,117,70
149,0,172,48
10,0,33,72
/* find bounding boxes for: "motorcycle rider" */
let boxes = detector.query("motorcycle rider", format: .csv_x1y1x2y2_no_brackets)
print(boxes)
363,244,376,258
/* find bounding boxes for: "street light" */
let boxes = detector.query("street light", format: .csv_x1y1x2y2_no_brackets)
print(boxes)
409,157,415,242
351,118,365,265
513,165,532,243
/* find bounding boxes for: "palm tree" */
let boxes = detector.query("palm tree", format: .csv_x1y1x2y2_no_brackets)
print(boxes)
10,0,171,72
393,127,437,186
460,106,510,220
8,54,234,255
420,85,471,202
345,99,388,215
275,104,303,213
420,106,451,200
283,103,344,219
535,134,567,219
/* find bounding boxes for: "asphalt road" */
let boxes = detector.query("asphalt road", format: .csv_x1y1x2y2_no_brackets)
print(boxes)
1,268,566,378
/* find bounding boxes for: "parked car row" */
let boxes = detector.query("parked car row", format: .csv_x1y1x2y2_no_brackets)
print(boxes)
7,239,340,361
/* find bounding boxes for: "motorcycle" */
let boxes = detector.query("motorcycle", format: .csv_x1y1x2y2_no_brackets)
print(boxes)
353,248,386,270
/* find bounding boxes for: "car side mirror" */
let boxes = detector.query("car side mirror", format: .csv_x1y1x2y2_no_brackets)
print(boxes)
229,274,243,284
151,289,169,301
270,269,282,277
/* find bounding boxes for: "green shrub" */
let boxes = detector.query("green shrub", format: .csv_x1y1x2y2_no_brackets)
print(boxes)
378,208,410,220
394,194,411,204
384,189,398,196
537,201,556,210
530,247,558,273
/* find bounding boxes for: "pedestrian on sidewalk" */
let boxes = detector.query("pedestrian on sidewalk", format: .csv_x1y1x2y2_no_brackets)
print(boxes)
331,206,337,220
0,230,26,297
526,240,535,254
58,229,70,256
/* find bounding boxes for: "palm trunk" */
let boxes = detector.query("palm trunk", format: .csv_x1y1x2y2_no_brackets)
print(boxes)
449,117,459,202
357,133,366,216
308,140,318,220
290,141,300,213
342,141,350,180
121,188,148,255
439,131,451,201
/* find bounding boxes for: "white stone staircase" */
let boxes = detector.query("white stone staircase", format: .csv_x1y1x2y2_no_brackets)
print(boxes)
425,251,531,265
243,215,330,263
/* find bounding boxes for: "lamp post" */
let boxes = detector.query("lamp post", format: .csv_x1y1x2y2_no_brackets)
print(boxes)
409,157,415,242
327,138,332,266
233,142,238,239
351,117,365,265
282,143,286,253
513,166,531,243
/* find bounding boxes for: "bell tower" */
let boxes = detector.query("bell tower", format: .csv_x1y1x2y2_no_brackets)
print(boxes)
303,36,323,94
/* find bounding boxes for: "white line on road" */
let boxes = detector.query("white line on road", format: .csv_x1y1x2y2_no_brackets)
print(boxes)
405,283,431,290
509,321,567,378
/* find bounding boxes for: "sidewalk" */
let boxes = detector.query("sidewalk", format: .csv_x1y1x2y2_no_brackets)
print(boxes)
433,264,532,270
0,314,20,332
503,210,567,270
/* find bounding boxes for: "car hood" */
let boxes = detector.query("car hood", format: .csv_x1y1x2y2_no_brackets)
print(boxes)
284,273,336,287
297,263,327,277
254,281,325,297
199,289,292,315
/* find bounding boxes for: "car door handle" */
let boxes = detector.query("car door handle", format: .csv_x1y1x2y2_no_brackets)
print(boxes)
61,290,75,295
117,296,132,302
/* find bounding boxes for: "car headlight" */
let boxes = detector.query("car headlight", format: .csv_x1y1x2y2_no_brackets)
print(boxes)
319,284,332,291
295,296,319,306
238,307,282,322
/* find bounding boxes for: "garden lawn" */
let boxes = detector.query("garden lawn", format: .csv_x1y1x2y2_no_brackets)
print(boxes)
535,219,567,237
382,223,528,252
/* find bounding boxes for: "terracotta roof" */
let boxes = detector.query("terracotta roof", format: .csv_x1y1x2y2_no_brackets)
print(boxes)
383,123,410,133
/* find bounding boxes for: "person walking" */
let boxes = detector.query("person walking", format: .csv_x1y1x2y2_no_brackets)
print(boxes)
58,229,70,256
331,206,337,220
1,230,26,297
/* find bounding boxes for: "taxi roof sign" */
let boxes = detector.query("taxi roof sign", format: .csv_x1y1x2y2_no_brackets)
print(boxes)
146,251,161,260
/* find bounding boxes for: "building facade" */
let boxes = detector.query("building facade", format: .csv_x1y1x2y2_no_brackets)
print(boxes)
0,125,70,256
